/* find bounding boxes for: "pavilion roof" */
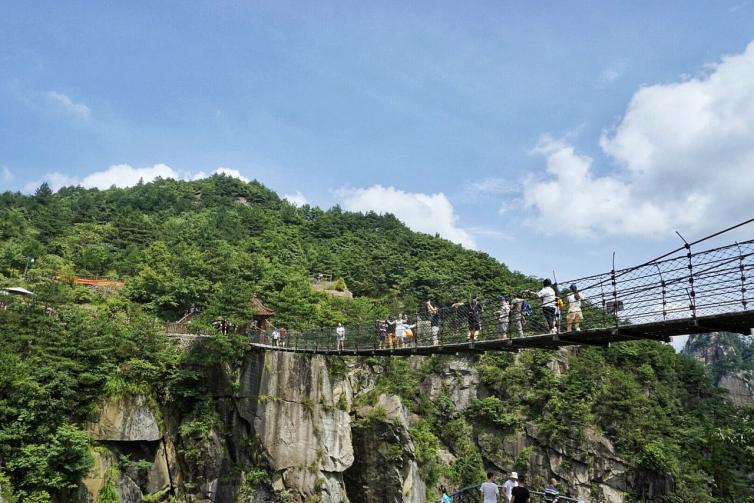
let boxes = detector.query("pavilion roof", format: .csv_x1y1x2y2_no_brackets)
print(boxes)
250,297,275,316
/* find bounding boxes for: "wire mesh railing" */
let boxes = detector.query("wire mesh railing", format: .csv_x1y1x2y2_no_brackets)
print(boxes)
247,239,754,353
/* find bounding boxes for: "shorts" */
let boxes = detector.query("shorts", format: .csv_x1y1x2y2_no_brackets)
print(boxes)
567,310,583,323
498,321,509,333
543,306,557,326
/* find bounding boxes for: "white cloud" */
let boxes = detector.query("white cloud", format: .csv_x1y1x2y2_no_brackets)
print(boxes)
283,191,308,206
46,91,91,120
24,164,250,192
211,167,249,182
523,136,683,237
80,163,179,189
23,172,79,192
1,166,13,183
524,41,754,238
336,184,476,248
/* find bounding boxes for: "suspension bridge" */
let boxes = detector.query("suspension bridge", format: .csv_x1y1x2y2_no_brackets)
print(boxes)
246,233,754,356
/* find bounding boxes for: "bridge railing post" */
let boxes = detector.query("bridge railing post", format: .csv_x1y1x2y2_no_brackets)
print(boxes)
610,267,618,327
654,263,667,321
736,242,748,310
686,242,697,322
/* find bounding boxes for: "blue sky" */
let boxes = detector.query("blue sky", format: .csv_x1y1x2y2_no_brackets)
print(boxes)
3,1,754,285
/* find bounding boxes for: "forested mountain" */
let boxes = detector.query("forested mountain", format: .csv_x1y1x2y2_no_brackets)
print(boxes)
1,175,532,327
1,176,753,502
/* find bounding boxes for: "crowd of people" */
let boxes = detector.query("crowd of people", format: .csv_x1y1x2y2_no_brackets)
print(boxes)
257,279,586,350
365,280,585,349
438,471,568,503
270,326,288,347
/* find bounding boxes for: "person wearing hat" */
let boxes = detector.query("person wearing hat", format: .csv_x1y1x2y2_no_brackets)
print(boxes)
566,284,583,332
495,295,511,339
502,471,518,502
510,473,530,503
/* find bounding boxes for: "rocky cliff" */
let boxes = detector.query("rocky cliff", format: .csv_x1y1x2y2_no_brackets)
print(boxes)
683,332,754,407
79,347,668,503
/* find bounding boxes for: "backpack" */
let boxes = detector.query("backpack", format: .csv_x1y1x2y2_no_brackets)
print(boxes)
557,297,565,310
522,301,532,316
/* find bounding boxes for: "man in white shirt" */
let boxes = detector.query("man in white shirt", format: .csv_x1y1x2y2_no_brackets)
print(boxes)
480,472,499,503
537,279,557,334
502,471,518,502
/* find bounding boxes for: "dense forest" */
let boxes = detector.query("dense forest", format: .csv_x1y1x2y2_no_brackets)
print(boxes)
1,176,533,327
1,176,753,502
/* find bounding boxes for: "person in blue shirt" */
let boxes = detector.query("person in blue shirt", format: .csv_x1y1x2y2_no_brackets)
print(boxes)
439,485,451,503
544,478,560,502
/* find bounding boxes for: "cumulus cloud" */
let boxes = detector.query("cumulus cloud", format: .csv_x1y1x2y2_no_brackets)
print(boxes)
211,167,249,182
1,167,13,183
524,136,687,237
46,91,91,120
524,41,754,238
24,164,250,192
191,167,250,183
80,163,179,189
336,184,476,248
283,191,308,206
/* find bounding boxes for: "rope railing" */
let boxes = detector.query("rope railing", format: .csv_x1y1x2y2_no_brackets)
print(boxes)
247,238,754,354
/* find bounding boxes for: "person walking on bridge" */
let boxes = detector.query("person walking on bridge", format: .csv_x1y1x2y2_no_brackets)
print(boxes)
336,323,345,350
495,295,511,339
453,295,483,343
387,317,396,348
439,485,451,503
510,295,527,339
538,279,558,334
566,284,583,332
510,474,530,503
425,300,441,345
479,472,499,503
377,319,387,349
544,478,560,503
502,471,518,502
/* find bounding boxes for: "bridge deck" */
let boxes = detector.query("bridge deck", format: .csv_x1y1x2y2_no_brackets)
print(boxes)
248,309,754,356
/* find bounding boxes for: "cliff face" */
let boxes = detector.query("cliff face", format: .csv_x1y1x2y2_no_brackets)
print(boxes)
82,350,661,503
683,332,754,407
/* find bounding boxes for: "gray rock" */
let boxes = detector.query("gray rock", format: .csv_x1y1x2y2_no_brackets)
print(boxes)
420,356,479,411
718,372,754,406
117,473,143,503
345,394,426,503
238,351,353,499
146,443,171,494
88,395,162,442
